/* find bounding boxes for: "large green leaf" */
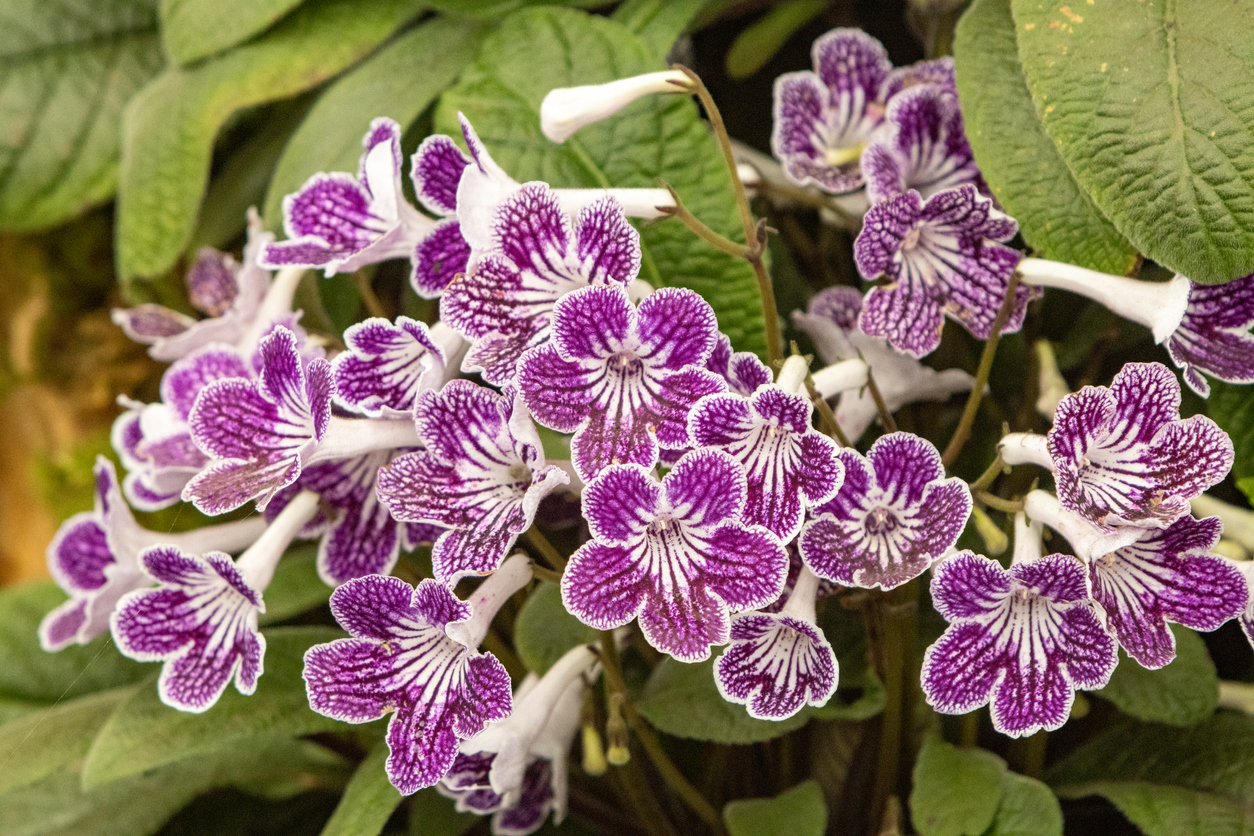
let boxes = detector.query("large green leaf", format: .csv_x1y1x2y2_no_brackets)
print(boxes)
319,741,402,836
0,582,147,703
0,686,135,795
723,780,827,836
435,7,768,356
512,581,598,676
1209,380,1254,481
0,736,347,836
159,0,308,65
81,626,352,786
1056,782,1254,836
116,0,425,293
263,16,492,230
1048,713,1254,805
612,0,709,64
910,738,1006,836
953,0,1137,275
1010,0,1254,283
1095,624,1217,726
0,0,164,231
986,772,1063,836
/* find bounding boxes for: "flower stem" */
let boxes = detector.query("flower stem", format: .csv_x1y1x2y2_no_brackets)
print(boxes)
864,369,898,433
525,526,567,573
940,270,1023,467
967,451,1006,495
805,374,852,447
868,588,909,836
976,491,1025,514
657,185,750,258
599,632,726,834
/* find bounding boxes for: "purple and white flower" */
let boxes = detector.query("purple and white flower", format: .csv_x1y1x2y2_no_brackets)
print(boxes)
799,432,970,590
922,550,1118,737
376,380,568,585
561,448,788,662
880,56,957,101
861,83,984,206
518,285,726,483
689,356,844,541
715,566,838,720
302,555,531,794
1021,490,1144,563
110,491,320,712
332,316,461,418
1001,362,1233,530
705,333,773,397
854,184,1028,358
793,286,976,442
40,457,265,651
772,29,893,193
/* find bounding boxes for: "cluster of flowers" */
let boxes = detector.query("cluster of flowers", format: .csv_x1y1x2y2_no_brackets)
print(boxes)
38,24,1254,833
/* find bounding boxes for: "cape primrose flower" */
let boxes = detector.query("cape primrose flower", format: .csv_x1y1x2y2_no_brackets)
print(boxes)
518,284,726,483
376,380,569,585
332,316,460,419
800,432,971,590
110,491,321,712
41,457,265,651
922,550,1118,737
714,566,838,721
1000,362,1233,529
561,448,788,662
302,554,530,794
854,184,1029,358
689,355,844,542
771,28,893,193
705,333,773,396
792,286,975,442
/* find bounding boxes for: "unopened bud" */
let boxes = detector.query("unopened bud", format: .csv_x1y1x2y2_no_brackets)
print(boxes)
605,692,631,766
541,70,691,143
582,724,608,775
971,506,1008,556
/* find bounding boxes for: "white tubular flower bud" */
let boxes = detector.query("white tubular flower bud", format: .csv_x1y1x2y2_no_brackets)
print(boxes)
541,70,691,143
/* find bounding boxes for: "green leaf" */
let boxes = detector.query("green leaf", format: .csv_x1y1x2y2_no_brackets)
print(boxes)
725,0,827,80
258,546,332,625
1047,713,1254,805
159,0,307,65
263,15,492,230
116,0,425,292
407,786,479,836
0,582,147,704
723,780,827,836
0,1,164,231
513,582,598,675
1095,624,1217,726
435,7,768,356
0,736,347,836
952,0,1137,275
1209,381,1254,481
985,772,1063,836
612,0,709,63
319,741,402,836
1055,782,1254,836
910,738,1007,836
82,626,352,786
0,686,135,795
1009,0,1254,283
636,657,809,743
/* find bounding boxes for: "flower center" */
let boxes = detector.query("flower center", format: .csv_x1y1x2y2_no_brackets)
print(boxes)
612,351,644,376
824,143,864,168
508,462,531,491
865,506,899,534
650,514,676,534
900,226,923,251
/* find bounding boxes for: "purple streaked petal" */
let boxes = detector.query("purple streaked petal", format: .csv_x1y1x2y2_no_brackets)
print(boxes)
661,448,747,530
160,345,251,421
48,514,112,593
302,637,393,722
813,28,892,99
493,758,556,836
560,541,650,630
715,613,837,720
635,287,719,370
572,196,642,286
881,56,957,100
112,304,194,343
706,333,773,396
638,585,732,663
1166,273,1254,397
411,218,471,298
182,457,301,516
702,524,790,612
39,598,89,652
411,134,470,217
333,316,445,417
186,248,239,316
581,465,661,545
549,284,633,362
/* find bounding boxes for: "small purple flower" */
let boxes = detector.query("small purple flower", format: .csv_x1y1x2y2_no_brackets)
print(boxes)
689,382,843,542
303,557,530,794
771,28,892,193
376,380,568,585
855,184,1028,358
518,285,726,483
1165,272,1254,397
792,286,975,442
441,178,642,386
861,84,985,205
880,56,957,101
922,551,1118,737
1043,362,1231,529
705,333,773,396
184,326,333,514
262,119,470,297
332,316,456,418
715,568,838,720
1089,514,1247,669
800,432,971,590
561,449,788,662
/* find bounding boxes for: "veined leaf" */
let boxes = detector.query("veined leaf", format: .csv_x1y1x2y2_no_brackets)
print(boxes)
513,582,598,676
1095,624,1217,726
612,0,709,64
910,737,1006,836
987,772,1063,836
1056,781,1254,836
723,780,827,836
159,0,307,65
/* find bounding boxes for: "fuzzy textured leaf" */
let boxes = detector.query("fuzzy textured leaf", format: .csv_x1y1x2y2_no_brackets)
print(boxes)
1209,381,1254,481
1095,624,1217,726
81,626,351,786
159,0,306,65
0,0,164,231
116,0,425,293
1055,782,1254,836
987,772,1063,836
910,738,1006,836
954,0,1137,274
724,780,827,836
513,582,598,676
436,7,768,356
612,0,709,64
1010,0,1254,282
